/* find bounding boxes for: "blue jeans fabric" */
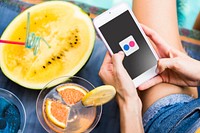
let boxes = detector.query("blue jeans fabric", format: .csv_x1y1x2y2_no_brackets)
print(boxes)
143,94,200,133
143,94,194,127
143,41,200,133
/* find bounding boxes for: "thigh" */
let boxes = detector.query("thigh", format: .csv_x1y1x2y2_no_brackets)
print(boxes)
139,83,197,114
132,0,183,50
132,0,198,113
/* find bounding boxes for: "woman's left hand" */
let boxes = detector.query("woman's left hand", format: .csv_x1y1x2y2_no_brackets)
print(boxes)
99,51,141,106
99,51,143,133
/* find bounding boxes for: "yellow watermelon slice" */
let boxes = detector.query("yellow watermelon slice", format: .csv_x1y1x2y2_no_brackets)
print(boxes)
0,1,95,89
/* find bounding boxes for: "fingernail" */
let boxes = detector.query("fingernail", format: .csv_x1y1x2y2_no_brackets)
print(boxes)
118,51,124,55
169,52,173,58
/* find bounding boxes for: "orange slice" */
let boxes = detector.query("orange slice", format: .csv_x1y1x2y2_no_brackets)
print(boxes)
56,84,87,105
82,85,116,106
44,99,70,129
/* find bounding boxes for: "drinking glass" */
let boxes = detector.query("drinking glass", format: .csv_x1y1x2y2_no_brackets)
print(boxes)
36,76,102,133
0,88,26,133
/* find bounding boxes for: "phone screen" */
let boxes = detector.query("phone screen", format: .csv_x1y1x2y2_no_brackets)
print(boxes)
99,10,157,79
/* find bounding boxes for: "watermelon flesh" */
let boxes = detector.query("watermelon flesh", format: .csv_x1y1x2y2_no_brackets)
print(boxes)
0,1,95,89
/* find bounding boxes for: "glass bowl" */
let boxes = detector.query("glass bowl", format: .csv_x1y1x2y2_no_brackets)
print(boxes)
0,88,26,133
36,76,102,133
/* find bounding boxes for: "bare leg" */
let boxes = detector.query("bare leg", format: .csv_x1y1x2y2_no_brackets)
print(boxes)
133,0,183,50
132,0,198,114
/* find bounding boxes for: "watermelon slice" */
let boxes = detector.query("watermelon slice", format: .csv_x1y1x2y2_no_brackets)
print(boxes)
0,1,95,89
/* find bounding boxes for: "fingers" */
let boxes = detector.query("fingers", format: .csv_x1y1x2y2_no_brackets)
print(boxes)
112,51,137,94
99,52,112,74
157,58,178,74
99,52,113,82
112,51,129,78
112,51,135,85
141,24,166,46
139,57,180,90
138,76,163,90
102,51,112,65
141,24,171,57
112,51,125,72
112,51,133,79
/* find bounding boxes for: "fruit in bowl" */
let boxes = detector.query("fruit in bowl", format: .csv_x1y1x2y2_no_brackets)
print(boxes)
0,1,95,89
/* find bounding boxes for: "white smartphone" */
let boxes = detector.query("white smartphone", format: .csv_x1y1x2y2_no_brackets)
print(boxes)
93,3,159,87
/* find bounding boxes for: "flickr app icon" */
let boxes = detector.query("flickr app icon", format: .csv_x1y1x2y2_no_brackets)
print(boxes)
119,35,139,56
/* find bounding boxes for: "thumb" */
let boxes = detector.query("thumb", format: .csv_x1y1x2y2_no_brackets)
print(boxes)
112,51,131,80
112,51,134,82
157,58,177,73
112,51,125,72
112,51,136,89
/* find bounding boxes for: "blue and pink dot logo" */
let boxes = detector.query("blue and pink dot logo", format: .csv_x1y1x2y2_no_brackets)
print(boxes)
123,41,135,51
119,35,139,56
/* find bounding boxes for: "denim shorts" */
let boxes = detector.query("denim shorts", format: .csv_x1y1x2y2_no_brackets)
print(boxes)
143,94,200,133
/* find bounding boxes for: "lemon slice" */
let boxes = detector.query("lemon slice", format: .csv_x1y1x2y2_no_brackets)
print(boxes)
82,85,116,106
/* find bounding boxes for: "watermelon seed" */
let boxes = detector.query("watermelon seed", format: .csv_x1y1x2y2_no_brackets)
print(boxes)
48,61,51,64
43,66,46,69
52,58,55,61
57,56,61,59
86,12,90,16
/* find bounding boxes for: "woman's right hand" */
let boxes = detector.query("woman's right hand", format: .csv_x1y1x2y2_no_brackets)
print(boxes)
138,25,200,90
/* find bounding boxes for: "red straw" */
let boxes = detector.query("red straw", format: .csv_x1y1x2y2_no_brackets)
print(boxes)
0,39,25,45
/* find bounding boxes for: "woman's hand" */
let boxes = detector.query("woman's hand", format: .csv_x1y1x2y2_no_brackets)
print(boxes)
99,51,141,105
138,25,200,90
99,51,143,133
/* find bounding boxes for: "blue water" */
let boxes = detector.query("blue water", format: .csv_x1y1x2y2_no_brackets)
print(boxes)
0,97,20,133
177,0,200,29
